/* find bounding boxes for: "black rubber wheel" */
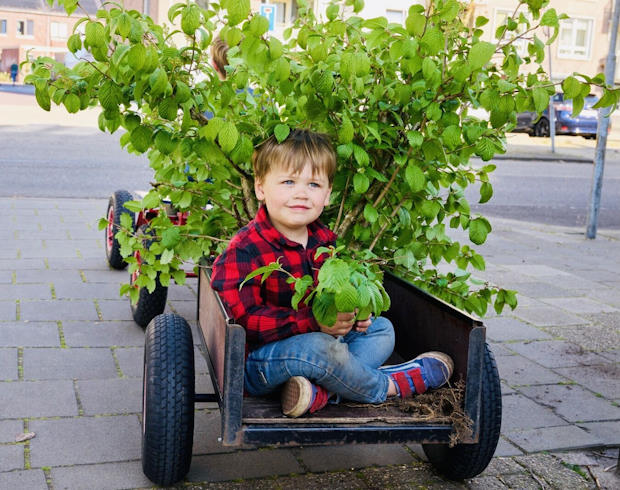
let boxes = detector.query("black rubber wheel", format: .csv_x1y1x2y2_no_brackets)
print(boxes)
422,343,502,480
105,190,135,270
142,313,195,486
130,225,168,328
534,118,550,137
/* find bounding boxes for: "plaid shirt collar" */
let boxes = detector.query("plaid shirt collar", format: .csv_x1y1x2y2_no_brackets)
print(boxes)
253,204,336,250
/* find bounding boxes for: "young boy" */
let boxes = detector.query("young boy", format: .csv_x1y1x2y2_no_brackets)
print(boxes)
211,129,453,417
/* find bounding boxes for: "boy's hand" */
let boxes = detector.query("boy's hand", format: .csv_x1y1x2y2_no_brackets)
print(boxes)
319,312,355,336
354,315,372,333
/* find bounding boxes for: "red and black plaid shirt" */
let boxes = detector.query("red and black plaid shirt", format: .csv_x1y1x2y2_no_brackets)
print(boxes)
211,205,337,353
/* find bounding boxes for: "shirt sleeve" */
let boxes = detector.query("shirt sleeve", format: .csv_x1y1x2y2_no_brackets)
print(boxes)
210,246,321,347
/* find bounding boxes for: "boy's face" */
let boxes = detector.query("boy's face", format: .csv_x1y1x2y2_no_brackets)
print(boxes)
255,162,332,243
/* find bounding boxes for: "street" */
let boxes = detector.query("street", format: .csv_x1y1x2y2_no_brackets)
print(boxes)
2,125,620,230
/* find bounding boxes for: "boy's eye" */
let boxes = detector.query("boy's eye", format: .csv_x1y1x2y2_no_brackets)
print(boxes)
282,180,294,185
309,182,321,188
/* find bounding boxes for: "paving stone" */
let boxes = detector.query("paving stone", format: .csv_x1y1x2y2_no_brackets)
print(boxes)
96,299,134,321
599,349,620,362
50,461,153,490
487,343,516,357
541,297,619,314
53,282,123,300
0,270,12,283
167,283,198,301
508,281,580,299
20,299,99,321
0,258,45,269
0,348,17,380
360,463,463,489
577,421,620,446
0,284,53,300
0,420,23,443
498,473,543,489
508,340,609,368
23,347,118,380
16,229,70,239
62,321,145,347
505,425,602,453
297,443,413,472
583,287,620,308
466,476,508,489
519,384,620,422
484,316,552,342
514,453,594,489
504,264,572,278
500,381,516,395
193,410,235,455
512,306,585,327
82,269,132,283
0,300,17,321
0,444,23,472
78,377,142,415
554,364,620,400
29,415,141,467
169,300,197,321
186,448,302,482
46,257,114,270
0,470,48,490
19,246,81,259
500,393,567,431
545,324,620,352
484,456,524,475
114,347,143,378
583,312,620,329
494,354,567,386
0,380,77,417
0,322,60,347
15,269,83,284
276,471,367,489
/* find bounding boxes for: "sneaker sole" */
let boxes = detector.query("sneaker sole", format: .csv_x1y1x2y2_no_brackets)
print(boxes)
281,376,313,418
413,351,454,380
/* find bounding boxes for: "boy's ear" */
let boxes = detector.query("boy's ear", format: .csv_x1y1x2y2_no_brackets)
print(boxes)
324,185,332,206
254,179,265,201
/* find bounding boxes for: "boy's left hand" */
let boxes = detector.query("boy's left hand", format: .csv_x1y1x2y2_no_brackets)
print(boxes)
354,315,371,333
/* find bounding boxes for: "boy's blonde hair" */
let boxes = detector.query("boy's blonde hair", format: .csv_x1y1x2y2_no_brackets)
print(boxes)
253,129,337,184
210,35,229,76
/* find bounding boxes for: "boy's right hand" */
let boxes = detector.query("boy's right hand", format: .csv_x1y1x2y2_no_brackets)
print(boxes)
319,312,356,337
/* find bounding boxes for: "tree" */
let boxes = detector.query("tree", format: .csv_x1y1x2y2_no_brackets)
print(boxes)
29,0,618,317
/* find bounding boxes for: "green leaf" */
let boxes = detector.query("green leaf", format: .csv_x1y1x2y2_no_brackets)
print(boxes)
363,203,378,223
117,12,131,38
561,76,581,99
338,117,354,144
405,163,425,192
353,145,369,166
326,3,339,21
63,93,80,113
130,126,152,153
317,259,349,291
353,173,369,193
160,248,174,265
421,26,444,55
274,123,290,143
127,43,146,71
228,0,250,26
149,68,169,97
181,4,201,35
312,291,338,327
218,121,239,153
67,33,82,53
479,182,493,204
469,217,492,245
407,130,423,147
467,41,496,71
335,283,359,312
532,87,549,113
85,21,105,47
161,226,181,248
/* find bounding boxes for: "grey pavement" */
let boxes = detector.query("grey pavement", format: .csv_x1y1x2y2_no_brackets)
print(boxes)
1,145,620,488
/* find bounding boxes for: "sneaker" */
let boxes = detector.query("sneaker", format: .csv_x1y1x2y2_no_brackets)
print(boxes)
281,376,329,417
379,351,454,398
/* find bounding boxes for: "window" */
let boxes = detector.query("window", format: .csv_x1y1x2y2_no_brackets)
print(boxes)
17,20,34,36
386,9,405,24
558,17,593,59
51,22,68,39
0,19,6,35
274,2,286,24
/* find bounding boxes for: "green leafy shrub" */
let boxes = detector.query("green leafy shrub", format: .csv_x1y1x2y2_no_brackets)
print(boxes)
30,0,617,316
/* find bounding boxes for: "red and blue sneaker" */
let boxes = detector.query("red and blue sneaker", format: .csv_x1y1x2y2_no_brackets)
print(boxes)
281,376,330,418
379,351,454,398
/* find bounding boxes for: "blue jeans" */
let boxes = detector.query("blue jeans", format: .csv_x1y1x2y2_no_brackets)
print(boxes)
244,316,395,403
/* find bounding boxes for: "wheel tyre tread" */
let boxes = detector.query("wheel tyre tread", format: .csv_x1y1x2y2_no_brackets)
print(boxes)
142,313,195,486
105,190,134,270
132,282,168,328
422,343,502,480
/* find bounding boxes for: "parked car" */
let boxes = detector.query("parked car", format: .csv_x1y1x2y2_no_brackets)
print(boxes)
513,93,599,139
